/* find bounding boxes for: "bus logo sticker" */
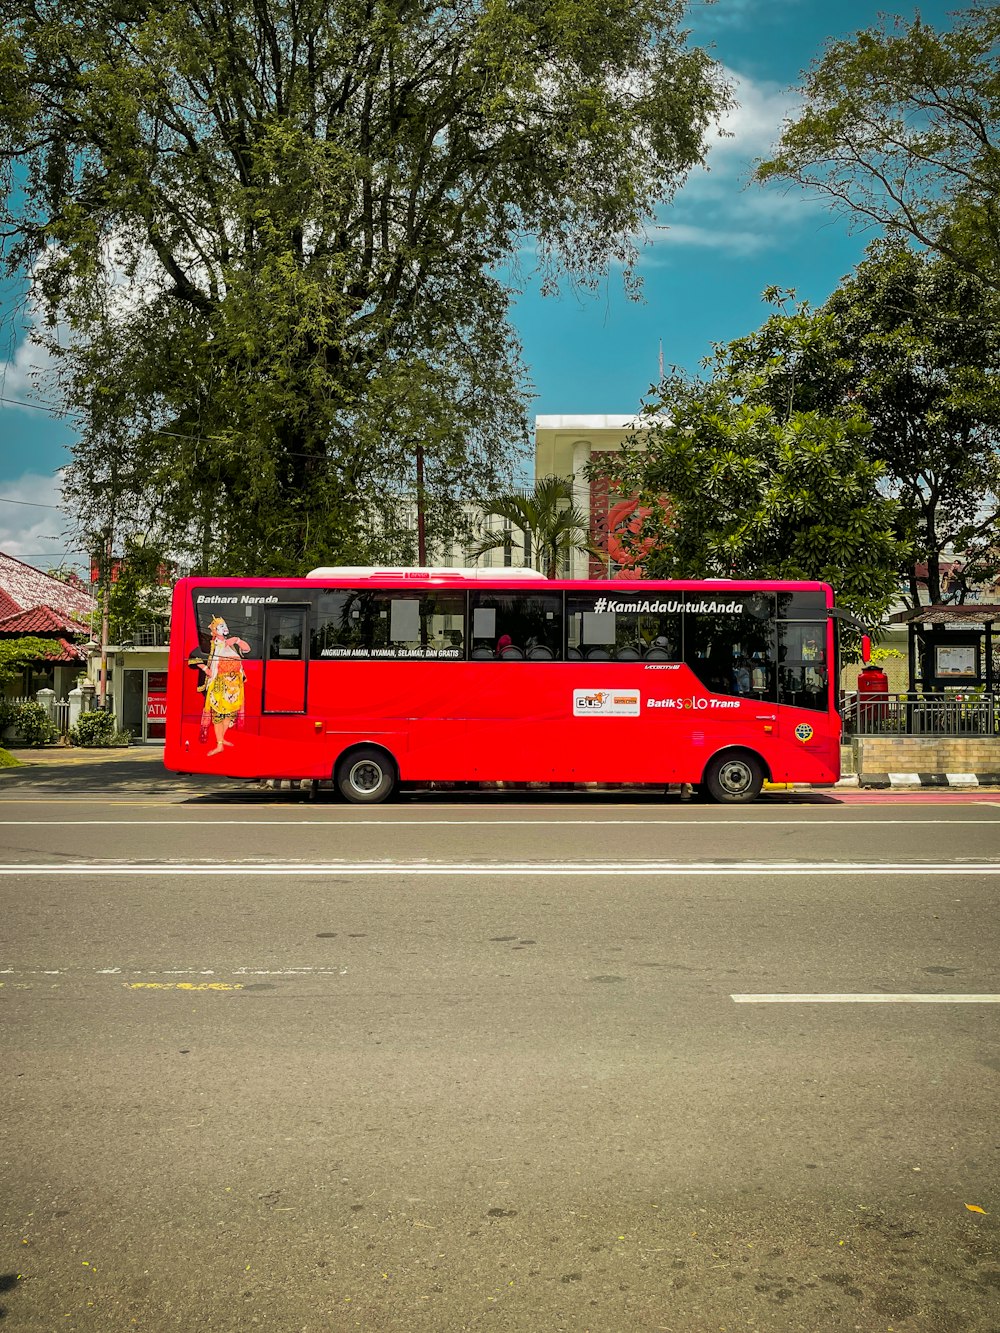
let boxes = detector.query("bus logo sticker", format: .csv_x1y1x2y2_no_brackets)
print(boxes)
794,722,814,743
573,689,641,717
647,697,739,710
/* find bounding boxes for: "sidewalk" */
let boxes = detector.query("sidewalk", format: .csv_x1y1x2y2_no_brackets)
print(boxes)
0,743,243,799
3,744,166,766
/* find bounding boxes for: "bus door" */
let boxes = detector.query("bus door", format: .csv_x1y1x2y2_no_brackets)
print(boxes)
262,605,309,714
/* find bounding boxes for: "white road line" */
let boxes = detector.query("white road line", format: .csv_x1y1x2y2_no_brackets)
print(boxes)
732,993,1000,1004
0,860,999,876
0,817,998,827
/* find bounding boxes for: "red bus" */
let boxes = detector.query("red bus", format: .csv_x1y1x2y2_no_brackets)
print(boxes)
164,568,858,803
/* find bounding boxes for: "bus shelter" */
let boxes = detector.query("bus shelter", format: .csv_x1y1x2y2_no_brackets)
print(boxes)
889,603,999,694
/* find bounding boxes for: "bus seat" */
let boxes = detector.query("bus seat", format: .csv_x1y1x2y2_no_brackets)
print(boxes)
567,647,583,659
585,647,611,660
615,646,641,660
499,646,524,659
471,647,493,660
644,647,670,660
527,645,554,660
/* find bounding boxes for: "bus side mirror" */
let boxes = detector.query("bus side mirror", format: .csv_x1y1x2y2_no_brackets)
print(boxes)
861,635,871,664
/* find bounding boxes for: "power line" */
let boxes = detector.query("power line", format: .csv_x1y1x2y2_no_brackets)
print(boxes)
13,551,89,559
0,392,77,418
0,495,64,510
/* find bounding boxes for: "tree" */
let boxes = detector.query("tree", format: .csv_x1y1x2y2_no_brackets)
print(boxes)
0,0,732,574
755,5,1000,287
469,476,596,579
0,637,66,685
101,536,174,646
600,374,907,627
725,246,1000,608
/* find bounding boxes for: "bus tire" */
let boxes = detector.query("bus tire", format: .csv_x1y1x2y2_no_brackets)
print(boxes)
703,750,764,804
336,746,398,804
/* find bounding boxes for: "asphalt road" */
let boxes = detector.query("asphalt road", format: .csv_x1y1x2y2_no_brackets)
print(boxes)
1,752,998,1332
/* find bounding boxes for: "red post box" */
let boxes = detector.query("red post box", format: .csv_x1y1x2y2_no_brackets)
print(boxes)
857,664,889,724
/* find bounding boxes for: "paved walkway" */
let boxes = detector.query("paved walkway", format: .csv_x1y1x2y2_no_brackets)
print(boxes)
4,744,166,766
0,744,245,799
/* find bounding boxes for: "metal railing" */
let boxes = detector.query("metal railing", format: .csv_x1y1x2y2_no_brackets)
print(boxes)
842,691,999,736
120,622,170,647
1,690,99,740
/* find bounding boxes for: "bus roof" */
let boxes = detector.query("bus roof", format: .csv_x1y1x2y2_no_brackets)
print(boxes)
180,570,833,598
306,566,549,582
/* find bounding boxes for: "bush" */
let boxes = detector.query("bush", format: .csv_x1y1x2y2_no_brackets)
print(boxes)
0,746,20,767
10,701,60,747
69,709,132,748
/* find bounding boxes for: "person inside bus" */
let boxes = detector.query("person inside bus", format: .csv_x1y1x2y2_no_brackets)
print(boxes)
732,656,752,695
497,632,525,660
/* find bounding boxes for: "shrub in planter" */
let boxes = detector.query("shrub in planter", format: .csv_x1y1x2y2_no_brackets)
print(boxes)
12,701,61,747
69,709,132,748
0,697,21,739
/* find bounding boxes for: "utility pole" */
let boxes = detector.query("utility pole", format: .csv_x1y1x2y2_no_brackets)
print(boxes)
415,443,427,565
98,526,112,709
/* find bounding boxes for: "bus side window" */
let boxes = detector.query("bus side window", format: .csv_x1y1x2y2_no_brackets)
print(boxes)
567,594,681,662
777,621,828,711
469,591,562,661
311,591,367,657
312,590,466,660
192,591,264,658
418,591,466,658
684,594,776,701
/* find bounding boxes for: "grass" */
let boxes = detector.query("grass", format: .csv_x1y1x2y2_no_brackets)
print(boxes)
0,746,21,768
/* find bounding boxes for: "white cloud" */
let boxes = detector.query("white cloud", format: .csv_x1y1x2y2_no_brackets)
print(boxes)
1,234,169,417
692,0,804,36
708,66,801,161
0,318,60,408
647,221,771,257
0,472,83,574
637,66,822,259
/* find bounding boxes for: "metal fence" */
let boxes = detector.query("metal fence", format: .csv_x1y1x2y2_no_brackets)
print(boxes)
842,691,999,737
1,691,100,740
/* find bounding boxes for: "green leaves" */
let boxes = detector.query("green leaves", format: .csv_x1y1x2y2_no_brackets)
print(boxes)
469,476,595,578
0,638,71,686
602,370,906,625
696,243,1000,609
2,0,730,575
756,6,1000,289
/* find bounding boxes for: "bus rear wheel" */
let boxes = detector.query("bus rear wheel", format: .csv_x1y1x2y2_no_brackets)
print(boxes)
703,751,763,804
336,746,397,804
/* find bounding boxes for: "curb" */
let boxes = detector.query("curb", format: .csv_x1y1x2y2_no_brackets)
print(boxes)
857,772,1000,789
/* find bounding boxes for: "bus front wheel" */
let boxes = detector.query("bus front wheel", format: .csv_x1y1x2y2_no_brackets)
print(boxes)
703,751,764,804
336,746,398,804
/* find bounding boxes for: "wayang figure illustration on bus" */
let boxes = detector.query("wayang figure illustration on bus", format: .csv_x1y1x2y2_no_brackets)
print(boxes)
189,617,250,755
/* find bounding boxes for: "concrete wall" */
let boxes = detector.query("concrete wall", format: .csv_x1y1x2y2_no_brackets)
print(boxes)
534,415,646,578
853,735,1000,776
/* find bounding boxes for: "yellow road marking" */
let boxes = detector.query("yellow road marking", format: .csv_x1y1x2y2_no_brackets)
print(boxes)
124,981,243,991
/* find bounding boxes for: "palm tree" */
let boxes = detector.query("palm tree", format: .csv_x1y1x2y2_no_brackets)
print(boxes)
469,475,597,579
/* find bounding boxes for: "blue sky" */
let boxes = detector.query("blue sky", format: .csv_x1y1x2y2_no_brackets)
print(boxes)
0,0,959,572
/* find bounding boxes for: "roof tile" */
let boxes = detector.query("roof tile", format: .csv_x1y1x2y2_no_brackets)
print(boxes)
0,551,95,621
